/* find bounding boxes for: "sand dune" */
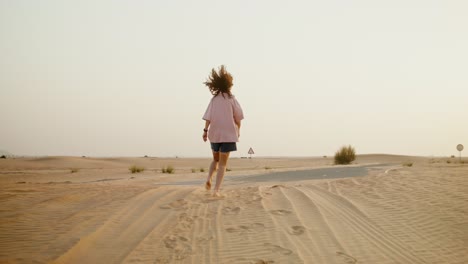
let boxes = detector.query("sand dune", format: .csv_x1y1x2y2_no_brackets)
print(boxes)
0,155,467,263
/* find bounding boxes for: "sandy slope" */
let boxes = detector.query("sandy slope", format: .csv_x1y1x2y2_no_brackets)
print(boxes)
0,156,467,263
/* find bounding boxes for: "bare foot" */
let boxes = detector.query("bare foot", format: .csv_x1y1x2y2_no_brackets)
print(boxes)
205,181,211,191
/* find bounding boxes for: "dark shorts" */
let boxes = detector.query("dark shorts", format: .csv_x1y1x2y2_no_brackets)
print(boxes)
211,142,237,153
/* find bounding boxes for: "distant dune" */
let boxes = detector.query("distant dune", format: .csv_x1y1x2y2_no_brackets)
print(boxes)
1,155,467,263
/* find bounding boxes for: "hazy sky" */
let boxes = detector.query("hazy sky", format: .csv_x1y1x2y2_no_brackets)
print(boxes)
1,0,467,157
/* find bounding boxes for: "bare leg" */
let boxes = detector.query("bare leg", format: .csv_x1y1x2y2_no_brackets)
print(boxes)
206,151,219,190
213,152,230,196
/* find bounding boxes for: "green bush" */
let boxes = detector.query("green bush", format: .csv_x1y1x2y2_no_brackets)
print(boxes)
129,165,145,174
334,145,356,165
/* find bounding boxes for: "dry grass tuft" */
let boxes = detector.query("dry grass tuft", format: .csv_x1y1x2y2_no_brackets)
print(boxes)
334,145,356,165
129,165,145,173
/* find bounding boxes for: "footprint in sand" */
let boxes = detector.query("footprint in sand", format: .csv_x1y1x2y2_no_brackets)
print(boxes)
190,203,201,209
196,235,214,243
222,206,241,215
163,235,192,260
170,199,188,208
160,199,188,210
264,243,293,255
336,251,357,264
225,227,238,233
226,225,249,233
154,257,170,264
178,213,194,222
177,213,194,230
254,259,275,264
201,197,219,204
269,209,292,216
251,223,265,229
201,194,225,202
289,226,305,235
163,235,188,249
225,225,250,234
225,223,265,234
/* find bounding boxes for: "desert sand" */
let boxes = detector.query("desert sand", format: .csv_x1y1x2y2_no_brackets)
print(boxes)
0,155,467,263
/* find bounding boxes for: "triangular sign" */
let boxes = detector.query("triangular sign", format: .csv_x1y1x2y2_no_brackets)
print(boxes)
248,147,255,155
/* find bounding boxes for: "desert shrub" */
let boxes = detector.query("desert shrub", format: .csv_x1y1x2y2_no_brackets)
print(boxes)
166,165,174,174
334,145,356,165
226,168,232,172
446,160,451,164
70,168,79,173
200,168,205,172
0,155,6,159
129,165,145,173
191,168,196,173
162,165,174,174
403,162,413,167
265,166,272,170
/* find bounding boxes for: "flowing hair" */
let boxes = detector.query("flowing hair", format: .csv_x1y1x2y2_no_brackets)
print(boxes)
204,65,233,98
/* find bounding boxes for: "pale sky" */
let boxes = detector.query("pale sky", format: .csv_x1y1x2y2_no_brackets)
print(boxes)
1,0,467,157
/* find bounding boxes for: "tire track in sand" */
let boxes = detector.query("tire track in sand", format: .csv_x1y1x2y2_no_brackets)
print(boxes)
52,187,195,264
298,185,426,263
262,185,355,263
0,184,151,263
